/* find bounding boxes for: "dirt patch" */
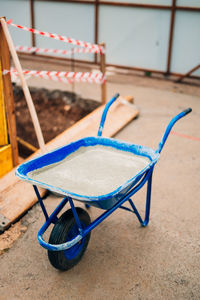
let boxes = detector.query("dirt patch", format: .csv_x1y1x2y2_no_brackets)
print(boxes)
13,86,100,156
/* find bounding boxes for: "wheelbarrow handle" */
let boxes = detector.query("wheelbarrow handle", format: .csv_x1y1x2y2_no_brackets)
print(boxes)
183,108,192,115
97,93,120,137
156,108,192,154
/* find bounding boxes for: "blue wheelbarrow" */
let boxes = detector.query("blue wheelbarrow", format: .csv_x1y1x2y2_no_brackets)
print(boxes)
16,93,192,271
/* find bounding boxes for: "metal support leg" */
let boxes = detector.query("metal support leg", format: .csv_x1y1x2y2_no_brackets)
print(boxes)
142,171,153,227
33,185,49,221
37,169,154,251
68,197,83,233
128,171,153,227
128,199,144,225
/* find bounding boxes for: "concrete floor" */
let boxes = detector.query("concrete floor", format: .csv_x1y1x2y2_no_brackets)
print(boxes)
0,80,200,300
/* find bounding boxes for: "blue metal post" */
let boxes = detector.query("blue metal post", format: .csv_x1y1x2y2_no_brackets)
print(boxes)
128,199,144,225
33,185,49,221
37,169,153,251
157,108,192,154
142,171,153,227
128,170,153,227
68,197,83,232
37,196,69,243
97,93,120,136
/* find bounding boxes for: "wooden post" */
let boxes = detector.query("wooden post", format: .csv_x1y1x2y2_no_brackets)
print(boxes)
30,0,36,47
0,17,46,153
0,18,19,166
166,0,176,74
0,60,8,147
100,42,106,104
94,0,99,64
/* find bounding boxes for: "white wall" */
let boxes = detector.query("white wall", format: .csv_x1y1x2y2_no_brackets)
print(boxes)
171,11,200,75
0,0,31,45
99,0,172,5
99,6,170,71
176,0,200,7
34,1,95,61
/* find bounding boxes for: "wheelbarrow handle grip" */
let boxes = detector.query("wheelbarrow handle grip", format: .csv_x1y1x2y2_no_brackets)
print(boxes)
183,108,192,115
156,108,192,154
97,93,120,137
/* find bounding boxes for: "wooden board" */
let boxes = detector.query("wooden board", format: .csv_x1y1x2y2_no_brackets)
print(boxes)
0,60,8,146
0,98,139,231
0,145,13,178
0,19,19,166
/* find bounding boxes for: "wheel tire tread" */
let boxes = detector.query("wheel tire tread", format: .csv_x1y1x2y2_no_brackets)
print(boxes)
48,207,91,271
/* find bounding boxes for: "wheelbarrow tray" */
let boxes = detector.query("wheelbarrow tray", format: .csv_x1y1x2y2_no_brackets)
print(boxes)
16,136,159,209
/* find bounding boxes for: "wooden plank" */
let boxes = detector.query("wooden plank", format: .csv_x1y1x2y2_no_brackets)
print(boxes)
166,0,176,74
0,60,8,146
0,98,139,230
17,137,38,153
0,19,19,166
0,145,13,178
30,0,36,47
100,42,106,104
0,17,45,153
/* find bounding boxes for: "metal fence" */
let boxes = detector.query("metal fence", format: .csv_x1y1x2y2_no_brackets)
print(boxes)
1,0,200,77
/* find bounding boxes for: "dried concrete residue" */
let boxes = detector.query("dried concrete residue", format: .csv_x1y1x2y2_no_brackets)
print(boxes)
0,221,27,255
28,145,150,196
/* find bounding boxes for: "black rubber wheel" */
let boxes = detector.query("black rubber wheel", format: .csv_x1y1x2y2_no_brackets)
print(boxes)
48,207,91,271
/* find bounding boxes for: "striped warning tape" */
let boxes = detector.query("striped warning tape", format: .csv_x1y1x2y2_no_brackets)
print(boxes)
7,19,105,53
3,68,106,84
15,45,100,56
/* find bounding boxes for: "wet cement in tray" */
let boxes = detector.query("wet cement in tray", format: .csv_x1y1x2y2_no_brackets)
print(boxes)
28,145,150,196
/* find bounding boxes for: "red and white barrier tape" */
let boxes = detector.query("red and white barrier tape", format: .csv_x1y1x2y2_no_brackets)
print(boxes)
15,45,100,56
7,19,105,54
3,68,106,84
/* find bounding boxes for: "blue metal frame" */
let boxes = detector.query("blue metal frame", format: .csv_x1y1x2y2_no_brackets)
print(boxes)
36,166,153,251
97,93,119,136
16,136,158,209
156,108,192,154
20,93,192,253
